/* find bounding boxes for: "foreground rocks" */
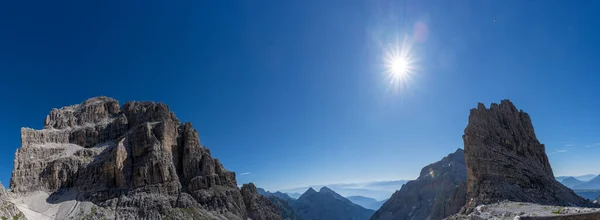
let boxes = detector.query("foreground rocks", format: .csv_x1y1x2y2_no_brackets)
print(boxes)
371,148,467,220
446,201,600,220
9,97,278,219
462,100,595,209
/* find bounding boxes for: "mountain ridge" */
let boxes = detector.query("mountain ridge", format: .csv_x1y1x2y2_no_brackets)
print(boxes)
371,148,467,220
294,186,374,220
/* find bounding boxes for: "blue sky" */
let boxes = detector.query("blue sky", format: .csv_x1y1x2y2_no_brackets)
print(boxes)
0,0,599,191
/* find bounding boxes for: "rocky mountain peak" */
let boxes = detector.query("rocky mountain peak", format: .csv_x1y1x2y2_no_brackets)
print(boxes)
319,186,334,193
463,99,595,208
304,187,317,195
418,148,464,179
294,186,374,220
44,96,121,129
10,97,279,219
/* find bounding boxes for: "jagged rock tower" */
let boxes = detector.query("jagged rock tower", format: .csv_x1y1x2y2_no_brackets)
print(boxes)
10,96,280,219
463,100,595,208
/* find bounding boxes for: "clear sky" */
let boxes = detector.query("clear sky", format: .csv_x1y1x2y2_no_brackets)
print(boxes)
0,0,599,191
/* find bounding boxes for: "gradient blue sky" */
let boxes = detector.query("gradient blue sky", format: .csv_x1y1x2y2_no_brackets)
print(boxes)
0,0,599,191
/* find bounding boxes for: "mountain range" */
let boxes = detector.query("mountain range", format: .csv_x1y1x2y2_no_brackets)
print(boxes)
279,180,407,201
257,186,381,220
346,196,388,211
294,187,374,220
3,97,598,220
560,174,600,189
556,174,598,182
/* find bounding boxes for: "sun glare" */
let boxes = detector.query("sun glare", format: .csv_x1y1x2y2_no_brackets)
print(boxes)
384,36,416,92
390,57,409,77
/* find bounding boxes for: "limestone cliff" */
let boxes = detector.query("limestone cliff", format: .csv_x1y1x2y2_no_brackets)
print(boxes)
9,97,278,219
463,100,595,209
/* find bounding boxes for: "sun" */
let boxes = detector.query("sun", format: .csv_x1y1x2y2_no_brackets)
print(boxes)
383,36,416,92
389,56,409,77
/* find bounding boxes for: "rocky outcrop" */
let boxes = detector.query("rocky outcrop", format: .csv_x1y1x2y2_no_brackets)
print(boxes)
241,183,282,220
446,201,600,220
463,100,596,209
371,148,467,220
9,97,276,219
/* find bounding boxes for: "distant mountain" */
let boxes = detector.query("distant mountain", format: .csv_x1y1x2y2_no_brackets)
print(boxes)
258,188,296,202
280,180,407,201
288,192,302,199
573,175,600,189
556,174,598,182
371,148,467,220
346,196,387,210
558,174,600,190
256,187,299,219
257,187,269,196
562,177,585,188
572,189,600,201
577,174,599,182
294,187,375,220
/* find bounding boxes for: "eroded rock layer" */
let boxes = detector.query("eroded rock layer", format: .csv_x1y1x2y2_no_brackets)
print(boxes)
10,97,277,219
463,100,595,208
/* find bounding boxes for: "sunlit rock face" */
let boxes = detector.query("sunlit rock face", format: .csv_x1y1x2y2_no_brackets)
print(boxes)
463,100,596,208
371,148,467,220
10,97,278,219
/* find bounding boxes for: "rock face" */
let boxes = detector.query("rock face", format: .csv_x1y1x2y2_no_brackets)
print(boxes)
241,183,282,220
10,97,277,219
371,148,467,220
294,187,375,220
0,183,26,220
463,100,595,208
